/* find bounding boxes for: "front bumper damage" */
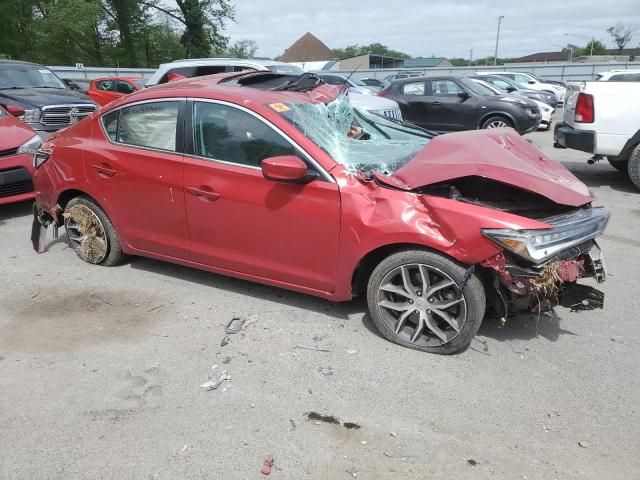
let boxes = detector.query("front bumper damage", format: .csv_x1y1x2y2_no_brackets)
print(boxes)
31,202,62,253
481,241,606,316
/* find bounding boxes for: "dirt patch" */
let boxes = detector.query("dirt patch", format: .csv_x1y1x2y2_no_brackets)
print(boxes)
0,287,170,352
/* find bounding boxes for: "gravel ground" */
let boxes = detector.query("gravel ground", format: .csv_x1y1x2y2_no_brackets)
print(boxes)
1,113,639,479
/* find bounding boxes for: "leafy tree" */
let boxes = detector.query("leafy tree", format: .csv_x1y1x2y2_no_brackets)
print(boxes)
607,23,638,51
226,39,258,58
332,43,410,60
143,0,235,57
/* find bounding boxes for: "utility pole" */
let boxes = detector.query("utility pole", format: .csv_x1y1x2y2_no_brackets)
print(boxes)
469,49,473,66
494,15,504,66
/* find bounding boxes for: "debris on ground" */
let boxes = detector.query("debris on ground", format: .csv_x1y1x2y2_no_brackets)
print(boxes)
360,440,367,445
179,445,188,457
200,370,231,391
220,336,230,347
347,348,358,354
294,345,331,353
260,455,274,475
307,412,340,425
343,422,361,430
578,441,589,448
467,459,478,466
390,431,397,437
225,317,246,334
30,291,40,299
560,282,605,311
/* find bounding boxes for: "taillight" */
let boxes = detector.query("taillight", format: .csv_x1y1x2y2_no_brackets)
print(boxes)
378,88,390,97
574,93,594,123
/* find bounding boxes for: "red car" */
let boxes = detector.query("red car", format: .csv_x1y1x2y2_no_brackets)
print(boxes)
0,105,42,205
87,76,146,106
31,72,609,354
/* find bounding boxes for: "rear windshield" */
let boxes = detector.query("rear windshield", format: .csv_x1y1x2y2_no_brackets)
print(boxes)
274,94,431,174
266,64,304,75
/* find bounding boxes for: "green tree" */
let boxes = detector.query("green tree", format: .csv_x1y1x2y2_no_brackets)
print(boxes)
226,39,258,58
144,0,235,57
331,43,410,60
607,23,638,51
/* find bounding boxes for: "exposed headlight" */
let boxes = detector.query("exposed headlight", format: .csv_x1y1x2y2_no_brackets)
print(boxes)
482,208,609,264
20,109,42,124
17,135,43,155
526,109,539,118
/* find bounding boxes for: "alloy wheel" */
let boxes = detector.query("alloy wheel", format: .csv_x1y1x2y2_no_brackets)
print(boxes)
376,264,467,347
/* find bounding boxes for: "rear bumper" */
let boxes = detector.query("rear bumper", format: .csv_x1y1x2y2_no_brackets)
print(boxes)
0,153,35,205
553,122,595,153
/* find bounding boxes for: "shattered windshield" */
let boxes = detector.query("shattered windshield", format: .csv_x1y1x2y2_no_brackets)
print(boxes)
275,94,431,174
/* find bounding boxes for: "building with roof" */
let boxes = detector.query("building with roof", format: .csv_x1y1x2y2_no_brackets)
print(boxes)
337,54,405,71
403,57,452,68
279,32,335,63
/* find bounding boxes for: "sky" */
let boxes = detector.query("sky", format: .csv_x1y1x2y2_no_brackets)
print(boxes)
224,0,640,60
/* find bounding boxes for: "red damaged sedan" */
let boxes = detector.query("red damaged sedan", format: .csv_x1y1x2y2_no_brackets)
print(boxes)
0,105,42,205
30,72,608,354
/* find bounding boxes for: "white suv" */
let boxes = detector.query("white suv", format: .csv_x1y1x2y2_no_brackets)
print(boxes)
145,58,304,86
595,70,640,81
481,71,566,103
146,58,403,120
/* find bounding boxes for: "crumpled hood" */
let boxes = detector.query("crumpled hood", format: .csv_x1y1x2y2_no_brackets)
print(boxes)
392,128,592,207
0,88,94,109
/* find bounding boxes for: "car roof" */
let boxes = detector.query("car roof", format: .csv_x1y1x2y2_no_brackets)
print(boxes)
107,71,339,110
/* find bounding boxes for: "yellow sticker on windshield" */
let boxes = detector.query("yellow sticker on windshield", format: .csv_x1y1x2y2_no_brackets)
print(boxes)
269,103,291,113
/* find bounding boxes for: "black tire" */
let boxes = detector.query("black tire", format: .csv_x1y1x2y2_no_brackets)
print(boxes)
607,156,628,172
628,144,640,190
64,196,126,266
481,116,513,130
366,249,486,354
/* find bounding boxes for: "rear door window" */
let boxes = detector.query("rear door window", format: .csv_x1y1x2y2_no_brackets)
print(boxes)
609,73,640,81
194,66,228,76
116,80,136,94
402,81,425,95
101,101,180,152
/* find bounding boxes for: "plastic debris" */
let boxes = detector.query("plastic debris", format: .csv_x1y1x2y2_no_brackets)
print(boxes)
260,455,274,475
578,441,589,448
225,317,246,334
200,370,231,391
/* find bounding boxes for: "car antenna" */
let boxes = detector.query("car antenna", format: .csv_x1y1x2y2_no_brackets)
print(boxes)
342,65,361,93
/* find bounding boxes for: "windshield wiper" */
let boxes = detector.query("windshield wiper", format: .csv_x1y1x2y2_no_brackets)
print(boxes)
0,86,24,90
35,86,66,89
273,73,323,92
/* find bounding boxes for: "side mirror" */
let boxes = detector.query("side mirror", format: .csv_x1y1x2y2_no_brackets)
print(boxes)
5,104,25,117
261,155,316,184
67,81,81,91
506,86,516,92
528,80,535,84
458,90,470,98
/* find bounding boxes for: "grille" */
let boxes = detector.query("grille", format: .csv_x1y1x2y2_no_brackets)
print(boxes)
0,179,33,198
41,104,96,126
382,108,403,120
0,147,18,158
0,167,33,198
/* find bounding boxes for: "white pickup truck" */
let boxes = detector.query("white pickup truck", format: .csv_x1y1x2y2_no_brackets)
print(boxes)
554,81,640,189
